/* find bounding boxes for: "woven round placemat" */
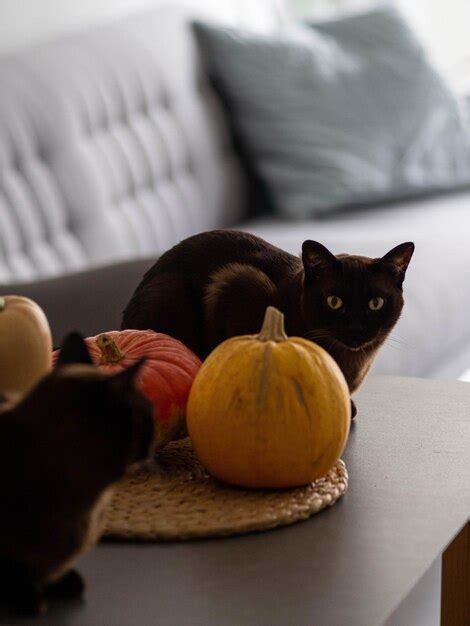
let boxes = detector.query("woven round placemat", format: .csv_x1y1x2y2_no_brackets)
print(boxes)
103,438,348,541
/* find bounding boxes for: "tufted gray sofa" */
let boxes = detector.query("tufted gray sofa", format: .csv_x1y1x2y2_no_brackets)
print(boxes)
1,6,470,380
0,8,247,283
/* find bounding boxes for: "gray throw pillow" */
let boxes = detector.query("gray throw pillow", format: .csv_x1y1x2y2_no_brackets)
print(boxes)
194,8,470,218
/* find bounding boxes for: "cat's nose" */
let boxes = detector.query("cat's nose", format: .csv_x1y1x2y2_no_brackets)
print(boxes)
348,322,364,334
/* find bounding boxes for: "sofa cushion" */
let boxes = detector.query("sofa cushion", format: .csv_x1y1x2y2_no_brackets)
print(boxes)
240,190,470,378
0,7,247,284
195,8,470,219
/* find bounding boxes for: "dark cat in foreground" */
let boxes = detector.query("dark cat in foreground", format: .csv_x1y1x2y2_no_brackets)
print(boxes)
122,230,414,415
0,333,153,616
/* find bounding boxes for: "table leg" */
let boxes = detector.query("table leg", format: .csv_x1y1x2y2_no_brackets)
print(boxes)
441,521,469,626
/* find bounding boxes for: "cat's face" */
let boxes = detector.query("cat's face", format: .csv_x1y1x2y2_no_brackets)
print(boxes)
301,241,414,351
20,333,154,481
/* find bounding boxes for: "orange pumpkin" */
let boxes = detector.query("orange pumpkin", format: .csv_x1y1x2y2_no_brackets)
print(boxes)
53,329,201,449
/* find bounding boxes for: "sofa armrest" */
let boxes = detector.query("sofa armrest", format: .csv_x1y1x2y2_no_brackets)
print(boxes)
0,258,153,346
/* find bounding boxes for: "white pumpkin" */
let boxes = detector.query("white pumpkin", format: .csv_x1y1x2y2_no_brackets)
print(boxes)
0,296,52,395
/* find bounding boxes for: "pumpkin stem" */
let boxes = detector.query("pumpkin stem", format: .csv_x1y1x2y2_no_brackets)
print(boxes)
258,306,288,342
97,333,125,364
0,297,5,313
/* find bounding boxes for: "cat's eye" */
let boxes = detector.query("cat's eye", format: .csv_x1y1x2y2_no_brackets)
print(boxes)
327,295,343,310
369,297,384,311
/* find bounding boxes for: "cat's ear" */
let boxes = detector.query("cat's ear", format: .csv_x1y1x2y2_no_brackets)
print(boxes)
111,358,146,389
302,241,337,274
57,332,93,367
379,242,415,284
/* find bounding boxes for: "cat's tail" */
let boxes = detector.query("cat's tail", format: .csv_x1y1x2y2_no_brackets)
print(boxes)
204,263,277,347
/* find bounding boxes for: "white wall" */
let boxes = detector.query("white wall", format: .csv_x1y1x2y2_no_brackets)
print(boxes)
395,0,470,86
0,0,281,55
3,0,469,92
288,1,470,83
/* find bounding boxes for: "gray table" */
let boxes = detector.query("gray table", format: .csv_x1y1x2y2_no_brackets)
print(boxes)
4,376,470,626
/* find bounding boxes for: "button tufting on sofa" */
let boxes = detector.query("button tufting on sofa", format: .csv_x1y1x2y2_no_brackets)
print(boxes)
0,8,248,283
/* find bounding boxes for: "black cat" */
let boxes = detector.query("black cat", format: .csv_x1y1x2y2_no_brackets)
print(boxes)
122,230,414,416
0,333,153,615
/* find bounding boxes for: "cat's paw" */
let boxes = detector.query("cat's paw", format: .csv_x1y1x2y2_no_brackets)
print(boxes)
46,570,85,600
350,399,357,420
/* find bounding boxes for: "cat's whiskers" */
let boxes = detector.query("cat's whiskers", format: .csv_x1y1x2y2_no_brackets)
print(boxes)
305,329,329,340
318,335,345,351
305,330,337,346
384,332,414,351
306,329,376,352
387,333,414,348
306,334,331,342
384,338,411,352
